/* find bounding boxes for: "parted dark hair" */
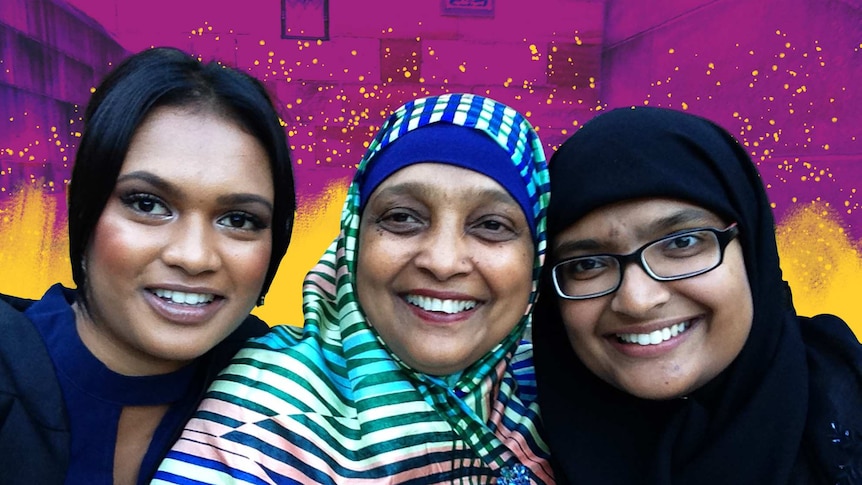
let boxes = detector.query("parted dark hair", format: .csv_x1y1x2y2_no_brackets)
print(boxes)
68,47,295,306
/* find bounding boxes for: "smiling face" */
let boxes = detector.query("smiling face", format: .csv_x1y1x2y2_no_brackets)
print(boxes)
76,106,274,376
355,163,535,376
553,198,753,400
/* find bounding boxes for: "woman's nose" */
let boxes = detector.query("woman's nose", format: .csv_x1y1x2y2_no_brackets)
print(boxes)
160,216,222,275
413,224,473,281
610,262,671,317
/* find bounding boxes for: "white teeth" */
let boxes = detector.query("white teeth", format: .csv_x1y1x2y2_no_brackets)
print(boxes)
153,289,215,305
618,321,689,346
404,294,478,314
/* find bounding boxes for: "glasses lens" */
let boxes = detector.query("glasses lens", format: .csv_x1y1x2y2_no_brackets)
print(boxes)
553,255,620,298
642,229,721,279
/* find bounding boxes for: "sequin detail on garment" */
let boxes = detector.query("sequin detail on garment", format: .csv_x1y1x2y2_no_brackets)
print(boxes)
829,422,861,485
499,463,531,485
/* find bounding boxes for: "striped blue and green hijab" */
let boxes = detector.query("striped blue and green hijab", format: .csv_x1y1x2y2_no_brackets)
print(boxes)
155,93,554,484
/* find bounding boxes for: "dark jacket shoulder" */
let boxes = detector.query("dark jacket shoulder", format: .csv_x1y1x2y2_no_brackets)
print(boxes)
0,293,271,484
798,314,862,484
0,294,69,484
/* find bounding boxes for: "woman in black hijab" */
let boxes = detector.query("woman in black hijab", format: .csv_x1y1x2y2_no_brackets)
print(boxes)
533,106,862,484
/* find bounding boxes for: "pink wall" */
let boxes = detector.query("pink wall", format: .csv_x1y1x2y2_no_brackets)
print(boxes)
1,0,860,330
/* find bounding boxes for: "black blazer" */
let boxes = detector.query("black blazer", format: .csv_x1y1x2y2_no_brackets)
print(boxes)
0,292,270,484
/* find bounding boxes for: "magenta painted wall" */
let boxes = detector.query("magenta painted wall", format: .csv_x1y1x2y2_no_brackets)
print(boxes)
1,0,860,329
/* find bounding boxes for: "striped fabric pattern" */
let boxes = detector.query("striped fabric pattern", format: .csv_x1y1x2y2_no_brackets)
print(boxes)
154,93,554,484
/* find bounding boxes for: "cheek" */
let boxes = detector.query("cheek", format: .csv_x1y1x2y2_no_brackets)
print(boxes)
87,212,151,282
354,233,389,309
557,300,608,369
700,244,752,317
227,239,272,287
486,244,534,308
715,255,754,346
355,229,397,280
462,244,535,352
559,300,604,339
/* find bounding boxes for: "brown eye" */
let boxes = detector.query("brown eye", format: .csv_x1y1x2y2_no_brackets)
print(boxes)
480,220,503,231
470,216,519,242
121,193,170,216
217,212,266,231
375,209,425,235
387,212,414,223
138,199,155,212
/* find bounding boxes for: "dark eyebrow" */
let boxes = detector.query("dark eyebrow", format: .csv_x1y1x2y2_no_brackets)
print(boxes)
553,207,722,256
642,207,720,238
116,171,179,198
116,170,273,212
373,181,519,207
216,193,273,212
554,238,602,255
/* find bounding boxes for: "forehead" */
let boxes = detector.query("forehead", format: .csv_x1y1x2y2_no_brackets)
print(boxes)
369,163,518,204
554,198,726,251
120,106,272,190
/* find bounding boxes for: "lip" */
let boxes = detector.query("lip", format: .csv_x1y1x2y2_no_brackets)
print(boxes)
144,285,226,325
605,316,702,358
401,289,481,325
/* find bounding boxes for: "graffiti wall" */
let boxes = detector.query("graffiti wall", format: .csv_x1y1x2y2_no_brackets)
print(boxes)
1,0,859,334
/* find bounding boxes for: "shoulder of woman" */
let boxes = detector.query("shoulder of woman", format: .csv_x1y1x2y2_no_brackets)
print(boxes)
796,314,862,485
797,314,862,399
797,315,862,430
0,293,35,313
201,313,272,375
0,292,69,431
234,313,271,339
0,294,52,379
206,325,345,416
511,339,534,367
798,314,862,365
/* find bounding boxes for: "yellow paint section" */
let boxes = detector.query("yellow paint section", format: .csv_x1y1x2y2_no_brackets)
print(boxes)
776,203,862,340
0,185,73,298
253,178,350,325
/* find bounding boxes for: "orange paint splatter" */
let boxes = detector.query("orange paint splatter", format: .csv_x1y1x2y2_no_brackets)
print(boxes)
776,203,862,340
0,185,73,298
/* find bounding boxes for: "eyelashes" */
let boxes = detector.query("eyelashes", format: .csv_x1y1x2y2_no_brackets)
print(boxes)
121,193,171,216
372,207,521,242
118,191,270,233
217,212,268,231
470,217,521,242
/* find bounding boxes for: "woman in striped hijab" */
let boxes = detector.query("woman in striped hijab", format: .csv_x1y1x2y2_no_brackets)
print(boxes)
154,93,555,484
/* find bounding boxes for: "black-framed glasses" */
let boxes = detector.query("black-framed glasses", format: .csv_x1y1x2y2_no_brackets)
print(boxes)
552,224,739,300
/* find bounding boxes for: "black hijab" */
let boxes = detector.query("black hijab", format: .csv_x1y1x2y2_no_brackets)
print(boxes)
533,107,862,484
